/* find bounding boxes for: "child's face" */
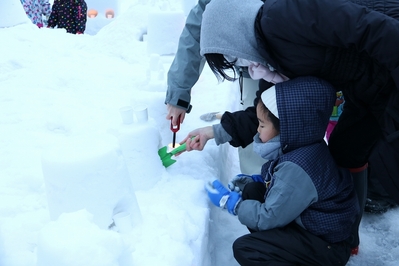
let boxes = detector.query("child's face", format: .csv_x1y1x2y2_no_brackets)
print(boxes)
256,104,279,143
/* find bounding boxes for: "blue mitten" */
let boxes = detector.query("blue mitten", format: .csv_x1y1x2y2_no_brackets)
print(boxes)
205,180,241,215
228,174,264,193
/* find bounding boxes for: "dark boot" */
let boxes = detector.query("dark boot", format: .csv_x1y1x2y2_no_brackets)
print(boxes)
348,164,368,253
365,167,398,214
364,198,397,214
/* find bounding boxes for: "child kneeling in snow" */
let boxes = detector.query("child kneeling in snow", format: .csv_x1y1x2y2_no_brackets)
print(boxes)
206,76,359,265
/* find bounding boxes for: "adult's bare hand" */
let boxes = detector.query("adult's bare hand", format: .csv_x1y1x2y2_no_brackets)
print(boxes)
181,126,215,151
166,104,186,126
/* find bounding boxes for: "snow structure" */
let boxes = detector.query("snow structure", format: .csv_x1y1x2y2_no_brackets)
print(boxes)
39,131,146,265
36,210,134,266
41,133,143,230
0,2,241,265
110,109,164,191
146,9,185,55
36,54,214,264
36,7,217,262
145,53,166,91
85,0,120,35
0,0,30,28
145,0,197,55
86,0,119,18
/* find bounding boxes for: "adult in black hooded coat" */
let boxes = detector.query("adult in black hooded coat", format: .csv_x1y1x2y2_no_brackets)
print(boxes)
198,0,399,254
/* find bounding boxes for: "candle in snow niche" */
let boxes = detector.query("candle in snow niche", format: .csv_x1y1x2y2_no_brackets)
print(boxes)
167,143,181,152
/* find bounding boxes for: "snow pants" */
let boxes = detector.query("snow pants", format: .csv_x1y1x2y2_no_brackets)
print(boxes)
233,223,351,266
234,182,352,266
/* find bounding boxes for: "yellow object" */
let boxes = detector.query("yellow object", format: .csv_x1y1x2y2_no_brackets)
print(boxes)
167,143,180,152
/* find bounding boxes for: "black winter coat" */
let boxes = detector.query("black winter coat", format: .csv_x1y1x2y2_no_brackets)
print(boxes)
256,0,399,107
48,0,87,34
222,0,399,168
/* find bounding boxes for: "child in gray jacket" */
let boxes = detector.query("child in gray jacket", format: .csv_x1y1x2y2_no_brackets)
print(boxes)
206,76,359,265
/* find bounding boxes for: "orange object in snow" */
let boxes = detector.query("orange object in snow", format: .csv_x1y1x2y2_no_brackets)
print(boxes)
105,9,115,19
87,9,98,18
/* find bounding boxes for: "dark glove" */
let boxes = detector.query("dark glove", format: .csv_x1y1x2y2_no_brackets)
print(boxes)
205,180,241,215
228,174,263,193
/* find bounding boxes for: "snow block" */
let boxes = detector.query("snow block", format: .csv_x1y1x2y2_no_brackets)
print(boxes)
85,17,113,35
146,11,185,55
41,134,142,230
145,54,167,91
113,119,164,191
36,210,133,266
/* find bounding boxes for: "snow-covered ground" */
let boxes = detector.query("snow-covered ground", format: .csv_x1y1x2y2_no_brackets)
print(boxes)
1,0,399,265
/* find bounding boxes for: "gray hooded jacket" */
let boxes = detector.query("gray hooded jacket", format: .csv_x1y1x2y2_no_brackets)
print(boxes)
237,77,359,243
165,0,211,111
200,0,267,66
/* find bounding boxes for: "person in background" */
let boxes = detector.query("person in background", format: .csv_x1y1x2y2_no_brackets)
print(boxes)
20,0,51,28
206,76,359,265
326,92,398,214
199,0,399,255
365,174,398,214
367,127,399,213
47,0,87,34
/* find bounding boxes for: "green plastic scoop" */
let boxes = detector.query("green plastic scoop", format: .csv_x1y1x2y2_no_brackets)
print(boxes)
158,143,188,168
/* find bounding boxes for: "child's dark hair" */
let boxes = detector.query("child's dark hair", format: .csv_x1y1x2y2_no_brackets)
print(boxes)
258,100,280,132
204,53,237,82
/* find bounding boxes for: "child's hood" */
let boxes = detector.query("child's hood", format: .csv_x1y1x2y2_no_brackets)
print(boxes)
265,77,336,153
199,0,268,66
